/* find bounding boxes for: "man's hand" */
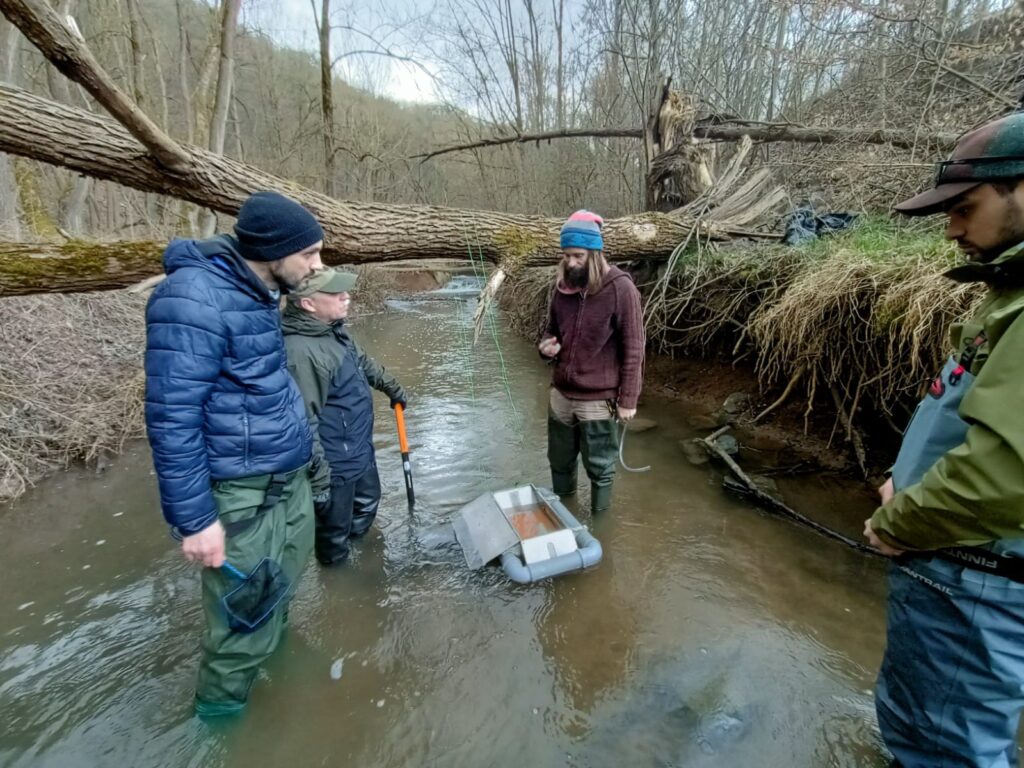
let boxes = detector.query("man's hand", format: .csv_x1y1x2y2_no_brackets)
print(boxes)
182,521,226,568
538,336,561,358
616,405,637,421
878,476,895,505
863,518,905,557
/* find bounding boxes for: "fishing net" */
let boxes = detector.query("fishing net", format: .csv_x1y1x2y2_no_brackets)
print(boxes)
221,558,290,634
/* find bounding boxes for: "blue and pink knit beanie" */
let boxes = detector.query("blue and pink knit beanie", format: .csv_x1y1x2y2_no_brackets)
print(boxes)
559,209,604,251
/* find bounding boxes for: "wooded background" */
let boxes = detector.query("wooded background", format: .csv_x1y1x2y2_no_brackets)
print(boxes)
0,0,1020,497
1,0,1021,245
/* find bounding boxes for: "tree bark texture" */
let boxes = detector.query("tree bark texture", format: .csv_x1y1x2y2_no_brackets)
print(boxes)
207,0,239,158
0,86,775,295
124,0,145,109
200,0,241,237
0,240,163,295
318,0,336,198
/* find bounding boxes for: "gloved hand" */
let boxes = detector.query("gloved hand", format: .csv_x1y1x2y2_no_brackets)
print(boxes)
389,386,408,410
309,454,324,480
313,490,331,515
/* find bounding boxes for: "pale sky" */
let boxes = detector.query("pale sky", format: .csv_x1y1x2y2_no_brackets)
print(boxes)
241,0,442,105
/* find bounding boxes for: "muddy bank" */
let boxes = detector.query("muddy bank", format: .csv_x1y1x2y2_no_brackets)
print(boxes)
643,354,878,475
500,257,904,542
640,353,883,540
502,285,893,481
499,221,981,496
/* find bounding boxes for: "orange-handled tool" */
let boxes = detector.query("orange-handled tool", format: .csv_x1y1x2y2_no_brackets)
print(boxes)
394,403,415,507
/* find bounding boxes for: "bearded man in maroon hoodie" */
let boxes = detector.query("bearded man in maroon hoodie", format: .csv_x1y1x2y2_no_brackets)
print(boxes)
539,210,645,514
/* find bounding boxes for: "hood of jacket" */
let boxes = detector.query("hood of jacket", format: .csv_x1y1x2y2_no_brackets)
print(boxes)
163,234,275,302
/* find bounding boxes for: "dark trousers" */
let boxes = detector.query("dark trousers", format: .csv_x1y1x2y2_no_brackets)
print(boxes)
315,462,381,565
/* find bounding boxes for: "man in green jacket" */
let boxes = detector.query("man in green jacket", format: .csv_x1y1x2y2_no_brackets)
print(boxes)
863,111,1024,768
283,268,407,565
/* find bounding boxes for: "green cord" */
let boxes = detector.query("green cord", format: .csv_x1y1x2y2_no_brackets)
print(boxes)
472,237,523,436
457,214,523,437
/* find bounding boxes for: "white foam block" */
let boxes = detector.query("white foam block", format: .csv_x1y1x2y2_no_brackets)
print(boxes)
521,529,578,565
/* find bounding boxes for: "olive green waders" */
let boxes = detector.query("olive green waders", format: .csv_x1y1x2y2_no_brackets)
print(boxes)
548,413,581,497
579,419,618,513
547,390,618,514
195,468,313,717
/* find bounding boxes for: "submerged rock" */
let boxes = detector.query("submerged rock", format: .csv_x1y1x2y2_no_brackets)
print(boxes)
698,710,749,754
747,474,779,496
713,409,736,427
722,392,750,415
681,439,710,466
713,434,740,456
572,649,758,768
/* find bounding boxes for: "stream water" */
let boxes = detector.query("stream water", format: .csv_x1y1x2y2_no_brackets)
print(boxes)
0,279,890,767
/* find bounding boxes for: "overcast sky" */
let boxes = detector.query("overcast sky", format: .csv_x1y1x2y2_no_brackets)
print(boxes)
241,0,442,105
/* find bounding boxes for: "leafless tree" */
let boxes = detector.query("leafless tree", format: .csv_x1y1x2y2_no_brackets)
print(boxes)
199,0,241,236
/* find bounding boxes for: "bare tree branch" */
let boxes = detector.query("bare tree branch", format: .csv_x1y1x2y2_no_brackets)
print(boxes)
331,48,420,66
696,122,958,150
414,127,646,160
927,55,1019,109
0,0,190,172
413,121,959,161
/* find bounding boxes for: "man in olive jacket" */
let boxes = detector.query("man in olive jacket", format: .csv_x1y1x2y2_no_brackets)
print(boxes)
283,268,407,565
863,111,1024,768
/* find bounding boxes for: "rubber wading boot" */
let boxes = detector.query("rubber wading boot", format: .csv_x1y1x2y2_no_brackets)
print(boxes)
548,413,580,496
590,483,614,515
580,418,618,514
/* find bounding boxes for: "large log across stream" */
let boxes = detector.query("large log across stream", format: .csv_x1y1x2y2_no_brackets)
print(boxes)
0,0,960,297
0,84,760,296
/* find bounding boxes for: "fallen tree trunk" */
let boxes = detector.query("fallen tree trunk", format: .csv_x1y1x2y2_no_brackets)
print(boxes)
0,85,776,296
0,1,782,296
0,0,191,172
696,122,958,150
0,240,163,295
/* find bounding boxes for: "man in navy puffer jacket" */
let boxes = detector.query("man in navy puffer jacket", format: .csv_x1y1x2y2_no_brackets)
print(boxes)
145,191,323,717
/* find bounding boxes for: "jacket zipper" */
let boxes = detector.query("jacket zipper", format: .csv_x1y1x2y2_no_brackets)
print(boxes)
242,412,251,468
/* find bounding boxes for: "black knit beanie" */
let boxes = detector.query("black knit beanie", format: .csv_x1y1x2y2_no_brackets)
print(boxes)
233,191,324,262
